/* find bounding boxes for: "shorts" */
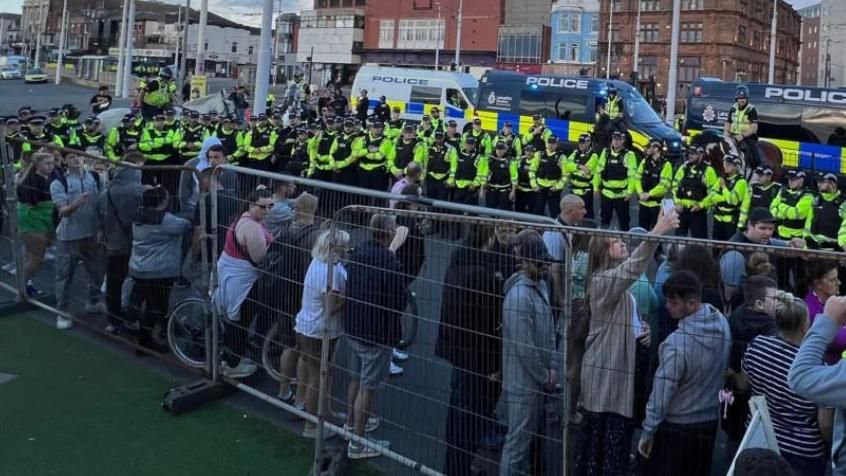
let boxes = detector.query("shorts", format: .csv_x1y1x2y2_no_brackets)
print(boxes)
297,333,337,367
347,337,390,390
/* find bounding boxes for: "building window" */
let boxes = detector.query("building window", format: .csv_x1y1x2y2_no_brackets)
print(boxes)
397,19,444,50
610,26,620,42
737,25,746,44
641,0,660,11
204,41,208,51
231,42,237,53
559,42,579,62
680,22,703,43
678,56,701,82
248,46,254,55
682,0,702,10
640,23,659,42
591,13,599,33
379,20,394,49
638,56,658,80
558,12,580,33
588,41,598,62
498,27,543,63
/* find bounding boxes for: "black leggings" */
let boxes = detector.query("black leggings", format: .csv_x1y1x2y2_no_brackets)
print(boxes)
129,277,175,339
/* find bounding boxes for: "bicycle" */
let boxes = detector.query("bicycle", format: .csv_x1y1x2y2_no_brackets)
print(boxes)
167,297,219,369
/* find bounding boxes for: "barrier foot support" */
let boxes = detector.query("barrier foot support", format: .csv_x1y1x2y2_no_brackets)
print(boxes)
310,442,349,476
161,379,235,416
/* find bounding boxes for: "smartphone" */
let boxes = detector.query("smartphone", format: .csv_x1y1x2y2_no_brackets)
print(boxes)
662,198,675,215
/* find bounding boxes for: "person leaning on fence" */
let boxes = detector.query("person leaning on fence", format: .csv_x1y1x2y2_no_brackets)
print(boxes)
97,151,145,334
343,213,409,459
499,229,558,476
789,295,846,476
213,187,274,378
573,207,678,475
742,292,831,476
637,270,731,476
16,151,59,298
295,228,351,439
177,137,224,219
128,187,192,352
50,151,104,331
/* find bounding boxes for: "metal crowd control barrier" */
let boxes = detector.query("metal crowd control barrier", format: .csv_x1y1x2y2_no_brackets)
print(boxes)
0,135,215,377
212,163,846,476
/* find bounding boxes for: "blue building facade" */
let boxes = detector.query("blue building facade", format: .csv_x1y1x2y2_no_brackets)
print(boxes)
550,0,599,65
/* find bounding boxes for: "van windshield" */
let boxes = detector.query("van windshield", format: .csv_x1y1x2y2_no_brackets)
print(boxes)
624,97,662,125
462,87,478,106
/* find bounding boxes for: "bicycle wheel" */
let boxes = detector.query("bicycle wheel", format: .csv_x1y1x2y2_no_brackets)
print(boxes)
167,298,213,369
261,321,286,382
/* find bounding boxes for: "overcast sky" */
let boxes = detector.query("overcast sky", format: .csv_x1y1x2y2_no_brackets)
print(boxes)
0,0,822,25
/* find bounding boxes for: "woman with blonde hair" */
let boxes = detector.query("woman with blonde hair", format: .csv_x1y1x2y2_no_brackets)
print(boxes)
16,152,57,296
573,209,679,475
295,228,350,439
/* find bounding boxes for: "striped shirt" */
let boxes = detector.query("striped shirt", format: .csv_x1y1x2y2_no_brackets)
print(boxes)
742,334,826,459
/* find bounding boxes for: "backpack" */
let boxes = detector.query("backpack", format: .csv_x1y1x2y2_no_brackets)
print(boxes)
250,223,319,317
52,170,101,228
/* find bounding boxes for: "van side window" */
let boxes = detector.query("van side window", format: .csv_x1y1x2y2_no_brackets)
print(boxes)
519,90,587,122
446,88,468,109
410,86,442,105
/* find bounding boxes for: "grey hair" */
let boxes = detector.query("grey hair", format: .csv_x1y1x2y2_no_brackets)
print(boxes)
369,213,397,239
312,229,350,261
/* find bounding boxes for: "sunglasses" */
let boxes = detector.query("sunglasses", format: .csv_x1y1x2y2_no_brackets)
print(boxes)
254,202,274,210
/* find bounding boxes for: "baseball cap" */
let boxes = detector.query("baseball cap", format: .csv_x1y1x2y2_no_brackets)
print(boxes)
187,110,200,119
547,136,558,143
611,130,625,139
165,108,176,116
422,115,431,121
524,144,536,152
370,120,384,128
578,133,591,143
747,207,776,224
648,138,663,148
517,235,553,263
495,142,508,150
821,172,838,182
47,108,60,117
785,169,806,179
28,116,46,124
465,136,477,144
754,165,774,176
447,120,458,127
153,113,166,120
532,113,542,120
472,117,482,125
343,117,355,126
5,117,19,125
434,130,445,138
392,106,401,113
723,154,742,166
503,121,513,127
431,106,440,112
403,124,415,132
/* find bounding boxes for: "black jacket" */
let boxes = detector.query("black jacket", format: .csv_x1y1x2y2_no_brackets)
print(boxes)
435,247,503,375
345,240,408,347
728,304,777,372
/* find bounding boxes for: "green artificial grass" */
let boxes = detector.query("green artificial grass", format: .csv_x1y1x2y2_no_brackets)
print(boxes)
0,312,377,476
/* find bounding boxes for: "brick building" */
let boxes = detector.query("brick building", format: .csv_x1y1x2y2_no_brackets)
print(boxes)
598,0,801,100
798,3,820,86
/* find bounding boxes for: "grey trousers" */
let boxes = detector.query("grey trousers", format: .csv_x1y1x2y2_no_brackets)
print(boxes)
499,391,544,476
55,237,103,311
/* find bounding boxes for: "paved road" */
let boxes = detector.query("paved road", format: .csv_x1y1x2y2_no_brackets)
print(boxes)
0,79,133,117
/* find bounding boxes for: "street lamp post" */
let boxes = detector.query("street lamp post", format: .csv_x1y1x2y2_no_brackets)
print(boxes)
605,0,614,80
54,0,68,85
454,0,463,66
767,0,777,83
633,0,642,81
665,0,681,122
115,0,130,93
121,0,136,99
195,0,207,74
252,0,273,116
435,2,442,69
33,0,45,67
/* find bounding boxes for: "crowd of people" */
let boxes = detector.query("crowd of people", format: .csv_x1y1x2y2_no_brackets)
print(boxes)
1,82,845,476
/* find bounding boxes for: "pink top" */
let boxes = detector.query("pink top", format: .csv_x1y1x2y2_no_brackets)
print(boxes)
223,212,272,265
805,291,846,364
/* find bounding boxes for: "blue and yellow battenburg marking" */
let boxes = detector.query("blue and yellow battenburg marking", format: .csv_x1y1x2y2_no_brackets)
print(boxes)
688,128,846,174
352,97,656,153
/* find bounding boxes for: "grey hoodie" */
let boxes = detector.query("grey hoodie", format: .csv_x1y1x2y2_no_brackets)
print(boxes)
97,167,144,255
50,168,100,241
129,212,192,280
501,271,558,395
789,315,846,475
642,303,731,438
178,136,221,217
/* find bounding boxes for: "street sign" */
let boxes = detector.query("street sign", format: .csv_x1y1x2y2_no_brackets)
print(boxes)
191,74,208,99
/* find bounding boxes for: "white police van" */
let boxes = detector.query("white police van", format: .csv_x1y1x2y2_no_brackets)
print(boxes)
351,66,479,128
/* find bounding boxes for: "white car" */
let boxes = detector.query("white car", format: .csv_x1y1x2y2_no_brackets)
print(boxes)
0,66,22,80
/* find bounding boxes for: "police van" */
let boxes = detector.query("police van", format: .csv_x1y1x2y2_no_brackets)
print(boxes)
351,66,479,128
476,70,682,158
684,78,846,173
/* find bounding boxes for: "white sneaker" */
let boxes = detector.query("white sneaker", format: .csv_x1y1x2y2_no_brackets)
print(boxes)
220,359,258,378
45,249,55,262
56,315,74,330
392,348,409,361
347,439,390,460
342,417,381,439
1,262,15,274
389,361,404,376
